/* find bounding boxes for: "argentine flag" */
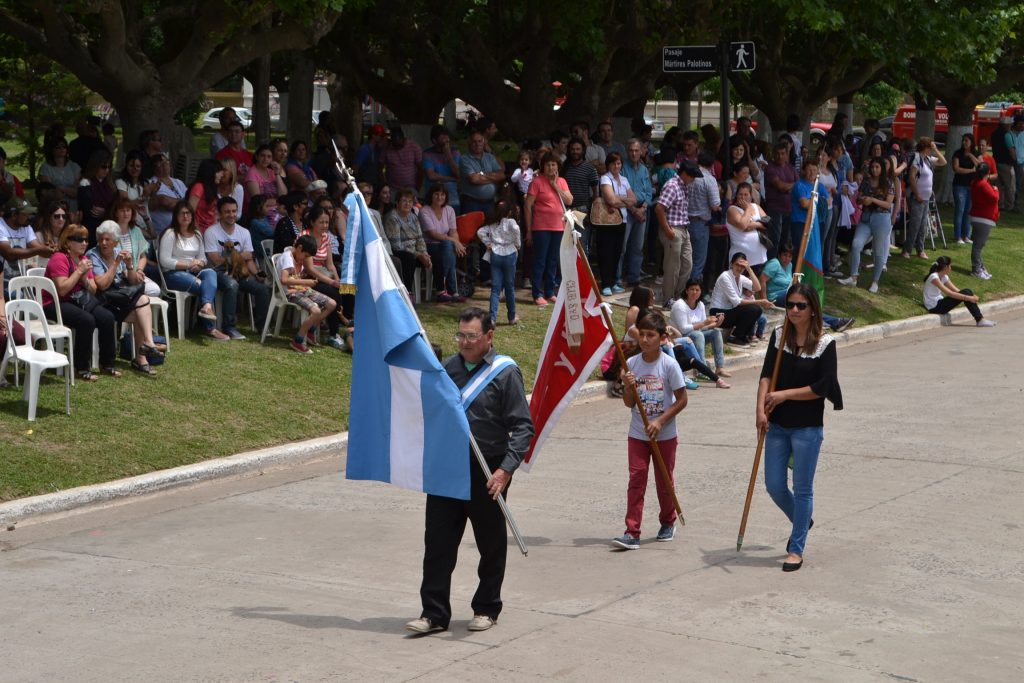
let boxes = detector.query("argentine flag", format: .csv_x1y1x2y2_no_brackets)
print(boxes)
341,191,471,500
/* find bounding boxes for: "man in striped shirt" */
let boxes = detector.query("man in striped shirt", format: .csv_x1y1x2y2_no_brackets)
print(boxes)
685,152,722,285
655,161,700,306
561,138,599,257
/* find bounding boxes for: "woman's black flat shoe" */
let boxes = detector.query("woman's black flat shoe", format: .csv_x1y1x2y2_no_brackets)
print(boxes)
782,559,803,572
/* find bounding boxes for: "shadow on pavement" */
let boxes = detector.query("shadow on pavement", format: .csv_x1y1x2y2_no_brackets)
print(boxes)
231,606,408,634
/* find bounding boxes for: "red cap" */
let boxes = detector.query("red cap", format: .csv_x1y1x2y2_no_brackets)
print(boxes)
370,124,387,137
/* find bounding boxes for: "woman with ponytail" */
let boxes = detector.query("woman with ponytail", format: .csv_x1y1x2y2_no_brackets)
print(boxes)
923,256,995,327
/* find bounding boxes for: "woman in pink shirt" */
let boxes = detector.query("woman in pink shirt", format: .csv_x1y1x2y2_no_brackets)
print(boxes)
419,184,466,302
525,152,573,305
244,144,287,213
42,223,119,380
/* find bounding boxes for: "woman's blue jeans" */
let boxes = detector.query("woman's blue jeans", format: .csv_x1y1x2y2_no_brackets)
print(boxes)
489,252,518,323
764,423,823,555
426,240,458,294
684,328,725,370
952,185,972,240
165,268,218,330
849,212,892,283
531,229,561,299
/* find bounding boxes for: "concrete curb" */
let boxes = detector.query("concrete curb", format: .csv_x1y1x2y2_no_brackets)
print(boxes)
3,295,1021,526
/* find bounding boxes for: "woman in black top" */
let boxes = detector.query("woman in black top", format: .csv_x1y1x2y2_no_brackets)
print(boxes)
756,283,842,572
951,133,980,243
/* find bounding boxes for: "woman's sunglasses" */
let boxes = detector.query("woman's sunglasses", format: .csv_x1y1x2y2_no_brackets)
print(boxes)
785,300,809,311
67,236,88,243
53,213,67,219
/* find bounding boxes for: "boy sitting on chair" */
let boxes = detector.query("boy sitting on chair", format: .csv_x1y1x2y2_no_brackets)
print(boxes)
277,235,336,354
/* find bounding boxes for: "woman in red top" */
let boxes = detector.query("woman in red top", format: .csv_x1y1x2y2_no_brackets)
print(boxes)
187,159,225,232
42,223,119,380
968,163,999,279
524,152,572,305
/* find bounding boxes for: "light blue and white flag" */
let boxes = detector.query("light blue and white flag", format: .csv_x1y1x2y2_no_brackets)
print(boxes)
342,192,471,500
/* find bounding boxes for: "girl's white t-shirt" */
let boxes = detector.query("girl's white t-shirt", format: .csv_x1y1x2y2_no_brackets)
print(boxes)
923,272,950,310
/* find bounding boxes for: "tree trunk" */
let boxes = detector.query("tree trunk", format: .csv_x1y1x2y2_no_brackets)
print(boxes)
286,54,316,143
913,94,936,141
252,50,272,144
682,88,694,131
327,75,363,163
837,91,855,128
115,95,193,167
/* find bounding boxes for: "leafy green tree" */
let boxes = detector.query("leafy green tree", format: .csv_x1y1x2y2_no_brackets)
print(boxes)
0,35,90,180
0,0,342,159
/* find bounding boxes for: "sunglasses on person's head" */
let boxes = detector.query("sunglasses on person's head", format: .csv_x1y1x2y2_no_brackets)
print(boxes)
785,300,809,311
67,236,87,243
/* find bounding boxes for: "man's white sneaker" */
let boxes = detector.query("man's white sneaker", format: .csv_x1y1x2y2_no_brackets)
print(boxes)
977,319,996,327
405,617,445,634
467,615,496,631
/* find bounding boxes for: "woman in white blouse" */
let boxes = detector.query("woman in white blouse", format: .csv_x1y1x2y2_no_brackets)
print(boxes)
597,151,637,295
159,201,228,340
726,183,769,275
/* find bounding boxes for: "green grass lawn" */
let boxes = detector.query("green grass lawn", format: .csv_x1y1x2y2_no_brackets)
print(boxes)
1,206,1021,502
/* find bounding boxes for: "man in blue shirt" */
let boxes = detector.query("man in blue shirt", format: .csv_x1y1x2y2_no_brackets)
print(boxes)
789,159,817,252
620,139,653,285
423,125,462,213
458,131,505,221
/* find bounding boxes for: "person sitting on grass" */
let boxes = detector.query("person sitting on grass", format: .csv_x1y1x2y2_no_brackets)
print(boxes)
670,279,730,379
923,255,996,328
760,243,854,332
709,252,772,347
277,234,338,354
613,311,688,550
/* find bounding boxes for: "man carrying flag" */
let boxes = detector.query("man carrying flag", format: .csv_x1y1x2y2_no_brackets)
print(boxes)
406,307,534,635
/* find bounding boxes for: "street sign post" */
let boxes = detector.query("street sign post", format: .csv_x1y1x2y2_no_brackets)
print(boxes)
662,42,756,73
730,41,756,71
662,46,717,73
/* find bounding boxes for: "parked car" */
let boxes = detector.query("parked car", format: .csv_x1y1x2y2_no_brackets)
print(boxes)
200,107,252,130
645,117,666,141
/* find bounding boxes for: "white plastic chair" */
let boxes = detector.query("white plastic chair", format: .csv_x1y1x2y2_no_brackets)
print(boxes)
1,299,71,421
26,267,46,277
155,240,197,340
7,275,75,385
261,253,307,343
260,239,275,274
413,266,433,303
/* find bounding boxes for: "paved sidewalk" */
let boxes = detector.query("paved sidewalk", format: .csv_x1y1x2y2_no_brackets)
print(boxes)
2,309,1022,681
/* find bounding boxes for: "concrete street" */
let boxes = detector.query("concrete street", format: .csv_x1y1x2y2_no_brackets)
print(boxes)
2,310,1022,682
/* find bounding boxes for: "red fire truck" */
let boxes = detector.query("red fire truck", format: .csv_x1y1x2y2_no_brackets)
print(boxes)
892,103,1023,143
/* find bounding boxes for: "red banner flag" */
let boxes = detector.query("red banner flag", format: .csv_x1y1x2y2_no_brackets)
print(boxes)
523,245,612,471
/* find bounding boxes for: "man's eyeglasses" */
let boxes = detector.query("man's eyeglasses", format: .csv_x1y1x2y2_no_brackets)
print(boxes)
454,332,483,342
785,300,809,311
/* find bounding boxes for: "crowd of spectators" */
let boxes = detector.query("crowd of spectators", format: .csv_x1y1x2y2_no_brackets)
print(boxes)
1,107,1011,385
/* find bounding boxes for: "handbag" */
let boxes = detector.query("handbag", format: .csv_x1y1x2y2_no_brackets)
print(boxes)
70,287,101,313
589,197,623,226
98,282,146,321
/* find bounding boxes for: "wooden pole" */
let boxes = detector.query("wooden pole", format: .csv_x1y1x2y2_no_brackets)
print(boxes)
574,238,686,526
736,177,820,551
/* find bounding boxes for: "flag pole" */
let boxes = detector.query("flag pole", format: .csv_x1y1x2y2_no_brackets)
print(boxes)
334,147,529,556
568,219,686,526
735,176,820,552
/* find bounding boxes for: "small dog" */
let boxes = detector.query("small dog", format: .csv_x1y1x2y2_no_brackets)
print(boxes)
220,240,248,280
